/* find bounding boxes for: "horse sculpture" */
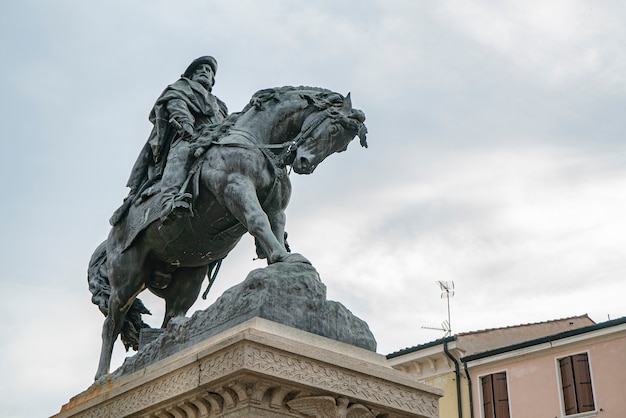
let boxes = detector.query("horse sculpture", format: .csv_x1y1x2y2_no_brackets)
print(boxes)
88,86,367,380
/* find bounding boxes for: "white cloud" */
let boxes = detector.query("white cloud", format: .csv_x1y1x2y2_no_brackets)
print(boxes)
439,0,626,89
285,145,626,352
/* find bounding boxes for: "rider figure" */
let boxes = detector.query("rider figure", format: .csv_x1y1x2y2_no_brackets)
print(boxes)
121,56,228,221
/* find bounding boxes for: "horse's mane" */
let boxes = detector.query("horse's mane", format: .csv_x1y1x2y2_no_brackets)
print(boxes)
244,86,345,111
194,86,345,145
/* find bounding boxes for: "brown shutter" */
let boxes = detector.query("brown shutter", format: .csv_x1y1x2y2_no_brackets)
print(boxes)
482,374,495,418
559,356,578,414
492,372,511,418
481,372,510,418
572,354,595,412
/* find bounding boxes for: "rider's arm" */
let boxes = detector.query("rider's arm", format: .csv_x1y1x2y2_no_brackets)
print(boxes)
166,98,195,138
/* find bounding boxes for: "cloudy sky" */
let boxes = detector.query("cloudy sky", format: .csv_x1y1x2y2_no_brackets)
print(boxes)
1,1,625,416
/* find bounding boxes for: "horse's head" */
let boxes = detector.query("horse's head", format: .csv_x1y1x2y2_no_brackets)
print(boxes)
292,93,368,174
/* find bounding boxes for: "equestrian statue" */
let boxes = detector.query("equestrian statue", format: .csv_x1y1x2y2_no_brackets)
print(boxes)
87,57,368,380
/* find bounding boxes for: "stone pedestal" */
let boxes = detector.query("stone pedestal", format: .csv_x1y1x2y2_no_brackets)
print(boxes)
55,318,441,417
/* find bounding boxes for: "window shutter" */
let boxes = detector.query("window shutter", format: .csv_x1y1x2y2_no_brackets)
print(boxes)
482,374,495,418
572,354,595,412
492,372,511,418
481,372,510,418
559,356,578,414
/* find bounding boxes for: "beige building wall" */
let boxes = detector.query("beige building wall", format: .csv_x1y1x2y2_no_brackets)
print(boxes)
422,372,471,418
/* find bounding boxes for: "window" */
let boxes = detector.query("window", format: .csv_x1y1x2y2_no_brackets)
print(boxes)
481,371,511,418
558,353,595,415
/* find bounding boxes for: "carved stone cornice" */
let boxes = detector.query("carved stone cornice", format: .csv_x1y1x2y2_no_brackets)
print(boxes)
54,318,441,418
240,346,439,416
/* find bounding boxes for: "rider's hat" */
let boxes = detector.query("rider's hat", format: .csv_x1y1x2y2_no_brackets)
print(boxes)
183,56,218,78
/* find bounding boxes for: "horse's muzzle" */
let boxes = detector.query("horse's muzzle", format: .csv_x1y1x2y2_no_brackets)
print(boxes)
292,156,316,174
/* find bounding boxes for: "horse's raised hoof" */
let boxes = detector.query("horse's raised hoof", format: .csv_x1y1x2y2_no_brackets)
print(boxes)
279,253,311,264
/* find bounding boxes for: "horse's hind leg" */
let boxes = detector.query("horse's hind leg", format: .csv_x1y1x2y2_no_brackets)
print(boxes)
161,265,209,328
95,254,145,380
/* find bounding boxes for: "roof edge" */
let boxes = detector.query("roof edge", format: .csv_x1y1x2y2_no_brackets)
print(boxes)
462,316,626,363
386,336,456,359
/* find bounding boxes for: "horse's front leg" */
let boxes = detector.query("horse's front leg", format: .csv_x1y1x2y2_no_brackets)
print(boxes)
269,209,287,251
255,209,285,260
222,174,308,264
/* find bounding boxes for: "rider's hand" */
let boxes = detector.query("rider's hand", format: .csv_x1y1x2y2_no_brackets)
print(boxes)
182,122,195,139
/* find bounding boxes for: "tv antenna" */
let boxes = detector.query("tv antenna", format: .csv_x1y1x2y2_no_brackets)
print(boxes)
421,281,455,337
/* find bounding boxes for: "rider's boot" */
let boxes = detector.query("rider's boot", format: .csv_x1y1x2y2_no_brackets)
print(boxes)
160,142,194,222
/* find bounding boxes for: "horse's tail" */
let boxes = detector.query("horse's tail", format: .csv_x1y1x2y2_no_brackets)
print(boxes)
87,241,111,315
87,240,152,351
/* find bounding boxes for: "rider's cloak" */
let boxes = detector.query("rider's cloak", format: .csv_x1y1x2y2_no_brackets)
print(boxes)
126,77,228,194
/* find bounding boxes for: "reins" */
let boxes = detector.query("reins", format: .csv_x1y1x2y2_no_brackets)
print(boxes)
211,108,331,169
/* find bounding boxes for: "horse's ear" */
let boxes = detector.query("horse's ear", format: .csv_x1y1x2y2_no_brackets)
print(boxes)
342,93,352,111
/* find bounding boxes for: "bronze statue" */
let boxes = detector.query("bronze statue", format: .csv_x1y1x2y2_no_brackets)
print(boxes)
88,73,367,379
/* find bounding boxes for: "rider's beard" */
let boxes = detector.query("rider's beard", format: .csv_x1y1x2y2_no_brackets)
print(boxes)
194,75,214,92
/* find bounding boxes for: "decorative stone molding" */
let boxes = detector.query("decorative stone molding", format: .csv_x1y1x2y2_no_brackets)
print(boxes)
242,346,438,416
54,318,441,418
287,396,375,417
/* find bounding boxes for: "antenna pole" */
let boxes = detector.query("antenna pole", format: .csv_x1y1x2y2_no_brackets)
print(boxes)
446,291,451,336
437,280,455,337
423,281,455,337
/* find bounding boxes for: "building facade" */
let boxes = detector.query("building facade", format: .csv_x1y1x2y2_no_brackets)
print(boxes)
388,315,626,418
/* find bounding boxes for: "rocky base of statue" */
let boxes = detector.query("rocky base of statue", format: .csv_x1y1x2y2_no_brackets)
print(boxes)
114,262,377,378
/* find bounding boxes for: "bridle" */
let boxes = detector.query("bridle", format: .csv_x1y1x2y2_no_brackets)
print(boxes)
215,108,334,169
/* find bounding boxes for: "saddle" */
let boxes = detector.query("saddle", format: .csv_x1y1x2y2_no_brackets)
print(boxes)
109,164,204,252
